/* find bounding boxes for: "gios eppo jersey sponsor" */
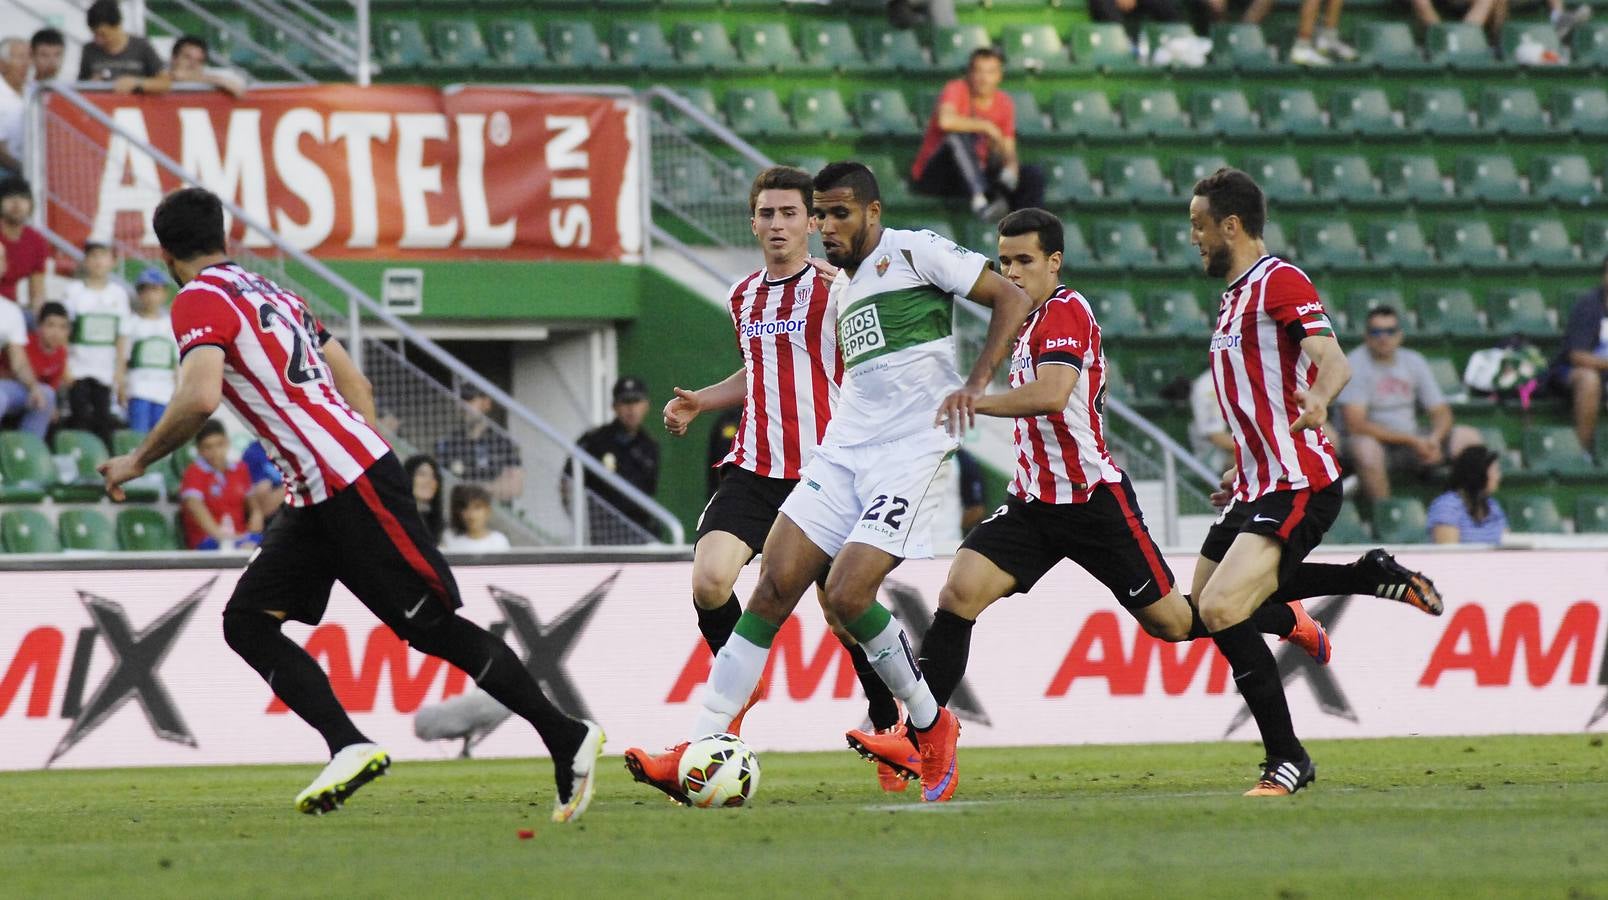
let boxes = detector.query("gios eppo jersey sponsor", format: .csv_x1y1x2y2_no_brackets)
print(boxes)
823,228,988,448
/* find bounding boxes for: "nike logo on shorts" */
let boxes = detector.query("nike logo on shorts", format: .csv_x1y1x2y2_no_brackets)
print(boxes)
1128,580,1152,597
1252,514,1281,524
404,594,430,619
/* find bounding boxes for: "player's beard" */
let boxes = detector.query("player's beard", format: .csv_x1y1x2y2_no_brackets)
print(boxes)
825,222,870,269
1204,243,1233,279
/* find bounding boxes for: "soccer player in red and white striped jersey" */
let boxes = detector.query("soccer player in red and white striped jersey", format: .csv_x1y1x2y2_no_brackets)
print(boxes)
99,188,603,822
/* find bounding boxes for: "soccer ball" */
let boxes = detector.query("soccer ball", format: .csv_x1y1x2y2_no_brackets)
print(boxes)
677,733,761,808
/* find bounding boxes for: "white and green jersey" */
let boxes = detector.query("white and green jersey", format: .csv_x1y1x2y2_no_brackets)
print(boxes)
62,280,132,387
125,312,177,404
823,228,988,448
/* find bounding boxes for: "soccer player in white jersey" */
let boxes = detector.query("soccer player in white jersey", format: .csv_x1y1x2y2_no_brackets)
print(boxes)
98,188,604,822
628,162,1033,803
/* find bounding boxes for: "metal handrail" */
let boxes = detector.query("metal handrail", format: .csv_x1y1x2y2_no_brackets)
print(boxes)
147,0,323,83
649,223,743,286
36,81,684,544
646,86,774,171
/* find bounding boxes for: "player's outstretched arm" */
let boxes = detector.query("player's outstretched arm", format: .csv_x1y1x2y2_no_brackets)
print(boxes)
1291,334,1351,434
936,270,1033,436
970,364,1079,420
665,368,744,437
99,346,224,501
321,339,378,424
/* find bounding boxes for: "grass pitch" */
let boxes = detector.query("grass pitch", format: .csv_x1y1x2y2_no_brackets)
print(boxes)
5,734,1607,898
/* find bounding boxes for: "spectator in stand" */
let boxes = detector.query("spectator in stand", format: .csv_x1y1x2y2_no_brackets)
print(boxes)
0,38,27,178
404,453,446,545
123,267,174,432
61,242,130,446
1188,369,1234,471
241,439,283,525
1550,256,1608,457
442,483,511,552
1088,0,1185,43
1402,0,1589,44
1340,305,1481,501
0,271,51,439
30,29,65,83
910,47,1045,221
435,383,524,502
79,0,167,94
180,418,263,551
1427,445,1507,544
1242,0,1357,65
0,178,49,313
168,35,246,99
569,375,660,540
704,406,743,498
24,301,68,418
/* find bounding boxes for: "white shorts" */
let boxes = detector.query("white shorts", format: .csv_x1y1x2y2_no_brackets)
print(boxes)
779,429,958,559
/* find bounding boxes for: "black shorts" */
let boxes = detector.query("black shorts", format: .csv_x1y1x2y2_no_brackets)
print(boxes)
228,452,462,630
1199,479,1343,586
695,464,797,556
959,476,1175,610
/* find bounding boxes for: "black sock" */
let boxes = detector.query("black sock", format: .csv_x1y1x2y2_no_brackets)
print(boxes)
223,610,369,756
695,594,742,656
1211,620,1304,760
844,641,900,731
918,609,975,708
1184,593,1297,639
409,616,587,760
1267,562,1372,602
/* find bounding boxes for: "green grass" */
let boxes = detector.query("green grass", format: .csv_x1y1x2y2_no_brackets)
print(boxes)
5,734,1608,898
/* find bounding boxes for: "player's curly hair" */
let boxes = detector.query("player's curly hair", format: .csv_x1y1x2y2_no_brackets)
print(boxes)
748,166,814,215
1192,168,1266,239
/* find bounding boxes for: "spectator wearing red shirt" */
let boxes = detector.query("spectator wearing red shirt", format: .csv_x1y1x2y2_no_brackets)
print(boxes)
0,178,49,313
180,418,264,550
910,48,1044,221
25,300,68,391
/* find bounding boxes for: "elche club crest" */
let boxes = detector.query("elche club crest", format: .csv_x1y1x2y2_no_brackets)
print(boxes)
874,254,891,277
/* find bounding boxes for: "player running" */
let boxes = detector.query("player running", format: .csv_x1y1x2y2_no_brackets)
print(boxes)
99,188,603,821
847,209,1443,776
625,161,1034,803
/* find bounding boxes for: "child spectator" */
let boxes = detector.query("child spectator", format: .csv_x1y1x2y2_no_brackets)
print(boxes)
123,267,175,432
24,300,68,392
180,419,263,550
61,242,130,445
441,483,510,552
79,0,167,94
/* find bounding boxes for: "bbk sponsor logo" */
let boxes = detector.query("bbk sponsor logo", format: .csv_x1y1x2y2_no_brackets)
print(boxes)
1296,301,1326,316
840,305,887,362
1044,337,1081,351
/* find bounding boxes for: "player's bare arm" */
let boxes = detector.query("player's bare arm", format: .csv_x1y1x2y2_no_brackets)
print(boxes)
321,338,377,424
664,368,744,437
970,362,1077,419
1290,334,1350,434
937,269,1033,436
99,346,224,500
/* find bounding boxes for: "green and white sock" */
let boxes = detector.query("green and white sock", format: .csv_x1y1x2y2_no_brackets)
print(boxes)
690,612,775,738
847,603,939,730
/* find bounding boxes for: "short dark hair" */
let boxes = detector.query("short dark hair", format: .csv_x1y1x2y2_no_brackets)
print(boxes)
968,47,1004,69
195,418,228,446
0,176,30,202
450,483,494,534
172,35,209,62
87,0,122,29
813,161,880,205
997,208,1064,257
1192,167,1266,239
37,301,68,323
1366,305,1400,323
748,166,814,215
153,188,227,261
82,241,110,255
30,28,65,52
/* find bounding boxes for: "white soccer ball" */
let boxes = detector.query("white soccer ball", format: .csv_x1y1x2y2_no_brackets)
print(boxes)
677,733,761,808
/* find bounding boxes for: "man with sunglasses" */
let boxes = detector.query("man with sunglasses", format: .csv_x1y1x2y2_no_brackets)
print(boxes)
1339,305,1481,501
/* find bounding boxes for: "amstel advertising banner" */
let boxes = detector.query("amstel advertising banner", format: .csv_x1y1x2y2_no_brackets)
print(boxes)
43,86,641,261
3,551,1606,770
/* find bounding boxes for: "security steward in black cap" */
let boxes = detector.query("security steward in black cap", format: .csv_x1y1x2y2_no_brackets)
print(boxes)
574,376,661,540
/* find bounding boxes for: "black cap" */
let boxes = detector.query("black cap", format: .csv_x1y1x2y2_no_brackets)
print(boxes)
613,376,648,403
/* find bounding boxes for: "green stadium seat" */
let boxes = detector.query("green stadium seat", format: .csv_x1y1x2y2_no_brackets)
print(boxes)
1500,22,1564,62
790,89,855,138
855,90,920,137
1455,154,1527,205
1480,86,1548,136
1584,220,1608,261
1209,23,1276,70
1368,220,1435,269
112,428,144,457
674,22,737,69
1355,22,1431,70
1146,290,1212,336
1132,358,1193,398
737,23,801,71
1000,24,1073,72
1172,155,1230,193
485,20,546,69
1259,88,1325,137
1297,221,1367,270
1406,87,1478,135
544,21,605,69
1428,356,1464,400
1069,23,1137,70
725,88,789,137
1260,220,1289,256
1574,21,1608,67
0,431,55,497
0,466,45,502
1189,88,1258,137
429,18,488,74
1121,89,1190,137
1508,494,1565,533
1104,356,1135,403
1040,156,1099,206
1154,221,1197,268
1576,496,1608,534
1372,498,1428,544
610,21,681,71
165,442,201,496
59,509,117,553
1007,91,1051,138
117,507,178,552
1311,154,1380,204
799,22,869,72
1328,502,1372,543
1489,288,1556,336
1530,154,1601,204
1092,220,1159,268
1102,156,1172,204
957,219,1001,257
1508,219,1578,266
1417,287,1487,336
374,18,432,73
1060,222,1099,269
1426,23,1499,69
932,24,991,70
863,25,931,72
1379,154,1453,205
1092,290,1147,336
1551,88,1608,136
1143,23,1201,69
1051,90,1123,138
1329,87,1400,136
1243,154,1309,204
857,155,914,205
51,429,118,503
1338,288,1407,337
1,508,59,554
205,17,259,68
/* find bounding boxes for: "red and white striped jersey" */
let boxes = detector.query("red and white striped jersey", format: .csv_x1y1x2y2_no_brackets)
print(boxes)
720,265,841,480
171,263,391,507
1008,287,1123,504
1209,256,1343,502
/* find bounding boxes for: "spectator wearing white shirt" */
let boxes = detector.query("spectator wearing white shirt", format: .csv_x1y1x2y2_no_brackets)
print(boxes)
0,38,28,178
123,267,176,432
60,242,130,445
1187,369,1234,472
0,289,51,439
441,483,512,552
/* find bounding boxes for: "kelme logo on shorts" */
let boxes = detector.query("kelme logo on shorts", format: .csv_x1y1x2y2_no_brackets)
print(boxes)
841,305,887,362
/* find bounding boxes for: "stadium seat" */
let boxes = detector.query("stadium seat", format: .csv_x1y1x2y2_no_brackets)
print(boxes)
1426,22,1499,69
1379,154,1453,205
1297,221,1367,270
1000,24,1073,72
205,17,259,69
544,21,605,70
118,507,178,551
484,20,546,69
610,21,681,71
374,18,432,73
1259,88,1325,137
1328,501,1372,543
1338,288,1407,337
1489,288,1556,336
1584,220,1608,262
856,155,913,204
1040,156,1099,206
1509,219,1577,266
0,467,45,502
855,90,920,137
737,23,801,71
1530,154,1601,205
1508,494,1565,533
1355,22,1431,70
1455,154,1527,205
1576,496,1608,534
1428,356,1464,402
1121,89,1190,137
164,441,200,496
1092,220,1159,268
1102,157,1172,204
0,432,55,497
1051,90,1123,138
1574,21,1608,68
674,22,737,69
1153,221,1197,268
1007,91,1051,138
1172,155,1229,193
790,89,855,138
1243,154,1309,204
1551,88,1608,137
1060,222,1099,269
1131,358,1193,399
1146,290,1212,336
1,508,59,554
1189,88,1258,137
1209,23,1276,70
862,25,931,72
59,509,117,553
1329,87,1400,136
1069,23,1137,70
1406,86,1479,135
1417,287,1487,336
429,18,488,75
51,429,120,503
725,88,790,137
1311,154,1381,204
932,24,991,70
1092,290,1147,336
1260,220,1289,256
1480,86,1548,136
1500,22,1564,63
1368,220,1435,269
1372,498,1428,544
799,22,869,72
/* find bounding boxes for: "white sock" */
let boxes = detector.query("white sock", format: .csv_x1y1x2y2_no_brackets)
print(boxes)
859,617,940,730
690,633,767,738
970,193,988,213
